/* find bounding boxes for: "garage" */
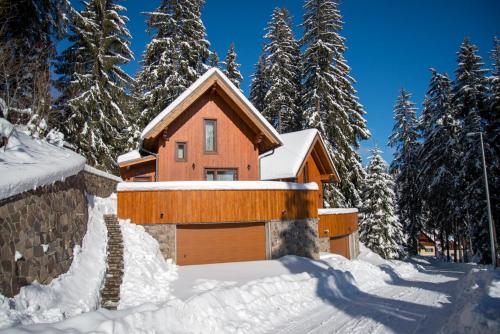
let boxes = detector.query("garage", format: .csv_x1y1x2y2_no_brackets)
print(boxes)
176,223,267,265
329,235,351,259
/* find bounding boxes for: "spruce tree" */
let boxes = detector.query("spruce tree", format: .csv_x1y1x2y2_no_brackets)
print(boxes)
222,43,243,89
360,148,403,259
0,0,69,130
135,0,210,129
54,0,134,172
249,51,269,113
452,38,491,262
261,7,302,133
208,51,220,68
388,89,421,254
301,0,369,207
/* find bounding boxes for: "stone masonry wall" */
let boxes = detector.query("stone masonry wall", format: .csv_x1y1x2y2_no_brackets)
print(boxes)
269,218,320,260
142,224,176,261
82,170,118,198
0,173,88,297
318,237,330,253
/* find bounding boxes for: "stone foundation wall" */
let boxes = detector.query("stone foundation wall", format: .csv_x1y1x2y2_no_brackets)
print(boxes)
268,218,319,260
349,231,360,259
0,173,88,297
82,168,119,198
318,237,330,253
142,224,176,261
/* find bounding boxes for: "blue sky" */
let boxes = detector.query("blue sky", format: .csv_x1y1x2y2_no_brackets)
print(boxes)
72,0,500,163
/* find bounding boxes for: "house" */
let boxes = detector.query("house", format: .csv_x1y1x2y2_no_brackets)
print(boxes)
417,232,436,257
117,68,359,265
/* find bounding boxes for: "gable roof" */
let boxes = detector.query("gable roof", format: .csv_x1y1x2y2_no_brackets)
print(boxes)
140,67,282,152
259,128,339,182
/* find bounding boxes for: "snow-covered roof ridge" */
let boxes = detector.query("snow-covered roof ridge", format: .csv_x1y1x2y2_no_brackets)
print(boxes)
117,181,319,192
140,67,282,147
318,208,358,215
260,128,322,180
117,149,142,165
0,130,86,200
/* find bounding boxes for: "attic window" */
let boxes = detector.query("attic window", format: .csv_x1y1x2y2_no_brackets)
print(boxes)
204,119,217,153
175,142,187,162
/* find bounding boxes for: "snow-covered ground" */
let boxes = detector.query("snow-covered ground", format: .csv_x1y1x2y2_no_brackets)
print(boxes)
2,227,498,334
0,195,115,329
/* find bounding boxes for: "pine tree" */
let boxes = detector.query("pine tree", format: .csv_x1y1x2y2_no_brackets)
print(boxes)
0,0,69,130
360,148,403,259
222,42,243,89
301,0,369,207
452,38,491,263
388,89,421,254
54,0,134,172
418,70,461,256
261,7,302,133
249,50,269,113
208,50,220,68
135,0,210,129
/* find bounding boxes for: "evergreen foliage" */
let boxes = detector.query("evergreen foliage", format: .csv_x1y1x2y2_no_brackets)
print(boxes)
388,89,421,254
54,0,134,172
360,148,403,259
249,51,269,113
135,0,210,129
222,43,243,89
208,51,220,68
301,0,369,207
261,7,302,133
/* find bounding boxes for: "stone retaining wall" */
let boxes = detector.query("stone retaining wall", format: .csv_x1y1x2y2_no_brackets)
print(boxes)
0,169,120,297
268,219,320,260
142,224,176,261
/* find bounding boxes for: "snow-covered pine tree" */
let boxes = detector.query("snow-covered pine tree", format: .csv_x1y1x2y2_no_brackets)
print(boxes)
452,38,491,263
222,43,243,89
135,0,210,129
360,147,403,259
261,7,302,133
418,70,461,256
301,0,369,207
54,0,134,172
0,0,69,130
249,50,269,113
487,37,500,251
208,51,220,68
388,89,422,255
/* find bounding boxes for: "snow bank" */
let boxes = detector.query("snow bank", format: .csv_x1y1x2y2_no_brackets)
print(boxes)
117,180,319,191
83,164,122,182
0,128,86,200
318,208,358,215
119,220,177,309
0,195,114,329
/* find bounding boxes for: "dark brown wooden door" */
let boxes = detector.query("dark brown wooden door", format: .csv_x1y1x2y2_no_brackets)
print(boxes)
329,235,350,259
176,223,266,265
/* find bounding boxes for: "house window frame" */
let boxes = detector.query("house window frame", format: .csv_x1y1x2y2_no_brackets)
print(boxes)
204,168,238,181
133,175,152,182
203,118,217,154
175,141,187,162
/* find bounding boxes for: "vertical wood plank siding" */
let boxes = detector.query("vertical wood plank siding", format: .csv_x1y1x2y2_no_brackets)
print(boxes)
117,189,318,224
318,212,359,238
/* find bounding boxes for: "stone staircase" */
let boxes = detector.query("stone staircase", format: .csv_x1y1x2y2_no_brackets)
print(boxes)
101,214,124,309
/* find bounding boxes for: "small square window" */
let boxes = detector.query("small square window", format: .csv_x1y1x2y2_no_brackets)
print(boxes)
175,142,187,162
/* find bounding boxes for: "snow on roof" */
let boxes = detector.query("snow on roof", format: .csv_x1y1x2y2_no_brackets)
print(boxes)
117,149,143,165
117,181,318,192
318,208,358,215
0,129,86,200
259,129,319,180
140,67,282,146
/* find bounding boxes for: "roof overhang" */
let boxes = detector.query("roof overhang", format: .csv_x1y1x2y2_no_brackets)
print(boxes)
118,155,156,168
301,133,340,183
140,68,283,153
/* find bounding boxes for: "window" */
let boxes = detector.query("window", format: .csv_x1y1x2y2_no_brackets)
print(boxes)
204,119,217,153
133,175,152,182
175,142,187,162
205,168,238,181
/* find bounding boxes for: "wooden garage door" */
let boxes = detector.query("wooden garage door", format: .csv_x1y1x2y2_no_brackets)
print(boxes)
176,223,266,265
330,235,350,259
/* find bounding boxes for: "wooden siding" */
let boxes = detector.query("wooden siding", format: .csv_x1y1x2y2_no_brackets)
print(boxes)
318,212,358,238
156,91,260,181
117,189,318,224
120,159,156,182
176,223,266,265
297,154,324,208
329,235,351,259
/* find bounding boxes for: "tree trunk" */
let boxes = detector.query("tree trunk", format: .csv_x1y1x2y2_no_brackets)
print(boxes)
445,230,451,262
